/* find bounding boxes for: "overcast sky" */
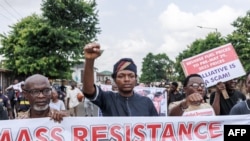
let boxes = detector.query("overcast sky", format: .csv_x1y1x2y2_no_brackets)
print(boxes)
1,0,250,76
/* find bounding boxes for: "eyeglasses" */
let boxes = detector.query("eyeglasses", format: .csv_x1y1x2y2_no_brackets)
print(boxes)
189,83,205,89
23,88,52,97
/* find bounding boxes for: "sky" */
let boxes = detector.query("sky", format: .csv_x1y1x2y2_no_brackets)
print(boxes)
1,0,250,76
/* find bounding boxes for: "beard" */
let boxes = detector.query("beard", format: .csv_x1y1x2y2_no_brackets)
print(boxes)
33,104,49,111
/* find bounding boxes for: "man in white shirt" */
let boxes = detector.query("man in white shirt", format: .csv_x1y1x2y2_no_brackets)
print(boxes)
66,81,82,116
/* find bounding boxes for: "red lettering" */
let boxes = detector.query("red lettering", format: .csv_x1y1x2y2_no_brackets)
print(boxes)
147,123,161,141
92,126,107,141
72,126,88,141
209,122,222,138
161,123,176,141
110,125,122,141
16,128,32,141
50,127,63,141
134,124,146,141
194,122,207,139
35,128,49,141
178,123,192,140
0,129,12,141
125,124,131,141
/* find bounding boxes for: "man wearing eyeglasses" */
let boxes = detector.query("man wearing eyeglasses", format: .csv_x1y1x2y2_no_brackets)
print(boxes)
210,78,246,115
17,74,68,122
168,74,215,116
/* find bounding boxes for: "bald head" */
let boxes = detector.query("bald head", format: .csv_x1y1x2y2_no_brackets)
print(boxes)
22,74,52,114
24,74,50,90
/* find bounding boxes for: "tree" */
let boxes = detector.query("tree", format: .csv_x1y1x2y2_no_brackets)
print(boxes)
225,11,250,91
140,53,174,83
226,10,250,72
0,0,100,79
41,0,100,46
175,32,226,82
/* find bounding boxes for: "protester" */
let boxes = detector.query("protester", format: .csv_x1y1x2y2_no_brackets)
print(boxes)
16,82,30,114
59,79,67,103
168,81,185,105
210,77,246,115
82,42,158,116
66,81,82,116
105,78,112,85
5,79,19,118
49,87,66,111
17,74,68,122
229,71,250,115
111,83,118,92
168,74,215,116
0,86,13,120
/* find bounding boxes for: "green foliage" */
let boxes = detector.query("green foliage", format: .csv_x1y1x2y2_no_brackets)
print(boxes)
140,10,250,85
226,10,250,73
0,0,100,79
175,32,227,81
140,53,175,83
41,0,100,45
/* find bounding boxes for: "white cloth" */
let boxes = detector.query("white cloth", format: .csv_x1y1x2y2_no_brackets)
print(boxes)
66,87,81,108
182,103,215,116
49,100,66,111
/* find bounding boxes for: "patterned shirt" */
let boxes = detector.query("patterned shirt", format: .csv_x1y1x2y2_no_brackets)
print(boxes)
16,109,52,119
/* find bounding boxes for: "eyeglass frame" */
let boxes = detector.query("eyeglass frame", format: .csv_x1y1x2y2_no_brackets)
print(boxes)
23,88,52,97
188,83,205,89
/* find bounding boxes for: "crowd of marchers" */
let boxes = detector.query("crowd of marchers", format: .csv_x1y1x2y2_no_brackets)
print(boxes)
1,42,250,122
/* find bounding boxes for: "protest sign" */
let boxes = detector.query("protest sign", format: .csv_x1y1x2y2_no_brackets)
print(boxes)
181,43,245,87
1,115,250,141
134,86,167,116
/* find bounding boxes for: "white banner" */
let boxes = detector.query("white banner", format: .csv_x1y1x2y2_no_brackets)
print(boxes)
1,115,250,141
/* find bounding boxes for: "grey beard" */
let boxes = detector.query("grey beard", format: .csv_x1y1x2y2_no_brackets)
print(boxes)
33,104,49,111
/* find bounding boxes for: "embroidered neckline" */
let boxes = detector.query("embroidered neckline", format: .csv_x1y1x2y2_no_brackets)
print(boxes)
244,99,250,111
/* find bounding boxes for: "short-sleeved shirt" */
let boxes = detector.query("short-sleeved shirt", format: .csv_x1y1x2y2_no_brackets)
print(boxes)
85,85,159,116
17,93,30,112
66,87,81,108
210,90,246,115
49,100,66,111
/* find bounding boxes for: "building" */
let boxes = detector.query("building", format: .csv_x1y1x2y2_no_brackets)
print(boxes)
0,68,12,90
96,71,112,84
71,62,112,85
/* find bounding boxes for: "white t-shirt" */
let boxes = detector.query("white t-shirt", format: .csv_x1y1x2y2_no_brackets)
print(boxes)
66,87,81,108
49,100,66,111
